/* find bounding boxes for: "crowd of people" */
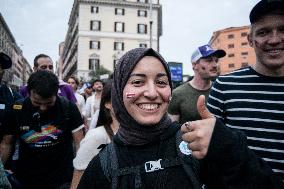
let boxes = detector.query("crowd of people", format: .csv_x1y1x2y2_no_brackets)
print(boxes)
0,0,283,188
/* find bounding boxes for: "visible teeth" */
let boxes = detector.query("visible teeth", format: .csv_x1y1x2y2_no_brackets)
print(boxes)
138,104,158,110
267,49,282,53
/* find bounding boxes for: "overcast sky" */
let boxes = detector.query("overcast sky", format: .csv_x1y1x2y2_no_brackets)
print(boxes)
0,0,260,75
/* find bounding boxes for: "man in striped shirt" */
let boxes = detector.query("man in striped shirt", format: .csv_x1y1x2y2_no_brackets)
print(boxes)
207,0,284,181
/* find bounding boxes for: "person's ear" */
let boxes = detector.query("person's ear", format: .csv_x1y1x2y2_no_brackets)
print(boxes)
192,62,197,70
247,33,253,47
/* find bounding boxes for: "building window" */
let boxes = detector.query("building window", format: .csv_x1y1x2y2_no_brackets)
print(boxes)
228,34,234,39
91,6,99,13
241,52,248,56
115,22,125,32
228,53,235,58
114,42,124,51
241,62,249,67
90,41,100,49
89,59,100,71
241,32,247,37
115,8,125,15
90,20,101,31
228,44,234,48
228,63,235,68
138,24,147,34
241,42,248,46
138,10,147,17
139,43,147,48
137,0,148,3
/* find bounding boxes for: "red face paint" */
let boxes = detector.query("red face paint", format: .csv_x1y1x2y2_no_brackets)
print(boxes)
126,92,135,98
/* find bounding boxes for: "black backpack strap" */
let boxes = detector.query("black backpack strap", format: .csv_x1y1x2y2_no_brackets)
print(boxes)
58,96,71,121
12,98,25,127
175,130,202,189
99,131,203,189
99,141,184,189
99,142,119,189
54,96,71,130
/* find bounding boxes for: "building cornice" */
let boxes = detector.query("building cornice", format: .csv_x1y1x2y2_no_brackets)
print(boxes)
68,1,79,26
0,13,16,44
79,0,161,9
209,25,250,45
79,31,158,41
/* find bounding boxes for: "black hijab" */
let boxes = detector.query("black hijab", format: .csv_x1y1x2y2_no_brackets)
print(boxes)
112,48,173,146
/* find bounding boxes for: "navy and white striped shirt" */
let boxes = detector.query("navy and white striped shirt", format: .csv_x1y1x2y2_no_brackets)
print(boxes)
207,66,284,180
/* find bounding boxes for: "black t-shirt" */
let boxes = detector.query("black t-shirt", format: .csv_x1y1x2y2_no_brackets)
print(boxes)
3,96,83,189
77,124,195,189
0,84,22,136
78,119,284,189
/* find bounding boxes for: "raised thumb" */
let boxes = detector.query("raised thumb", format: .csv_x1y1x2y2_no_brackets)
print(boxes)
197,95,213,119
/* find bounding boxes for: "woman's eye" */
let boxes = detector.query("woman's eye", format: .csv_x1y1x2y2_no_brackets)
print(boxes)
131,80,144,86
156,80,168,86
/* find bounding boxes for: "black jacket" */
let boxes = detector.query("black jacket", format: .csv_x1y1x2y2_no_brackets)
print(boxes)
78,119,284,189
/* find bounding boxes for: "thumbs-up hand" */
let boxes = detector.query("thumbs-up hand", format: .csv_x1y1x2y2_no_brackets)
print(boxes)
181,95,216,159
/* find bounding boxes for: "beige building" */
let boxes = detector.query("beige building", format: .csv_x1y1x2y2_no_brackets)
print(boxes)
0,13,32,87
56,42,65,80
61,0,162,81
209,26,256,75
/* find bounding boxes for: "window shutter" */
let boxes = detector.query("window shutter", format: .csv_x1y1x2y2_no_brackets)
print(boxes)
145,24,147,34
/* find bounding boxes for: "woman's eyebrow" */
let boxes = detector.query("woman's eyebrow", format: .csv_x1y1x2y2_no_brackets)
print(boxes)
129,73,146,77
129,73,167,78
157,73,167,77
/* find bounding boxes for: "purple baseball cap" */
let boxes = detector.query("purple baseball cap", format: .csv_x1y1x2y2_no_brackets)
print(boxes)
191,44,226,63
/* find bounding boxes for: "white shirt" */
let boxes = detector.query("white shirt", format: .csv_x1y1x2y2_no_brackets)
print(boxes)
89,109,100,130
73,126,111,170
75,92,85,114
83,93,101,126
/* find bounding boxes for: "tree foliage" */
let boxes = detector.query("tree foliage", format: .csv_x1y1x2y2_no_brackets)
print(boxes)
88,65,112,80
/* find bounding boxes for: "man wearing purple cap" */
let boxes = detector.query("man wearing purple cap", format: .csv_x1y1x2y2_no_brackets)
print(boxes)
207,0,284,182
168,44,226,124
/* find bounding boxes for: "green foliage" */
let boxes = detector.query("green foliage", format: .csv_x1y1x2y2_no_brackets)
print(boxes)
88,66,112,80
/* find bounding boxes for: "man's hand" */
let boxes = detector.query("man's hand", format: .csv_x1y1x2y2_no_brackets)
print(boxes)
181,95,216,159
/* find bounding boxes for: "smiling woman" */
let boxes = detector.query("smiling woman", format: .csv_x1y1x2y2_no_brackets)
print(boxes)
111,48,173,146
77,48,284,189
123,56,171,126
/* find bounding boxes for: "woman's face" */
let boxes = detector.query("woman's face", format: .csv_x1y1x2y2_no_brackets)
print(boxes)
123,56,171,125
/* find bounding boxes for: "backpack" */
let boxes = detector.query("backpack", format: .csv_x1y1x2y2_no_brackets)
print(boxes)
99,127,202,189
